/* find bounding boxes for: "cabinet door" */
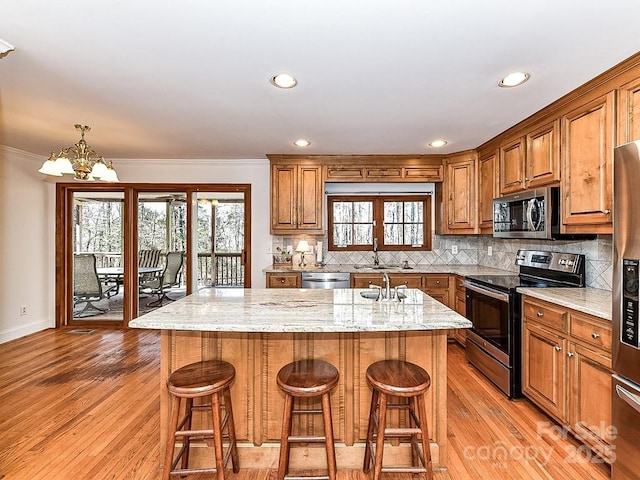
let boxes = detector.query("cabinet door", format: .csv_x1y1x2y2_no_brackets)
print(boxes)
403,166,443,182
522,321,567,422
562,91,615,232
453,288,467,346
478,150,498,232
324,165,364,181
526,120,560,189
499,137,526,194
424,289,450,307
271,164,297,232
567,342,614,462
446,159,476,232
297,165,323,232
618,77,640,145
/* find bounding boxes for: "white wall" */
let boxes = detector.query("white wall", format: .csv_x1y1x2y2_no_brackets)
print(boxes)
115,158,272,288
0,150,272,343
0,147,55,342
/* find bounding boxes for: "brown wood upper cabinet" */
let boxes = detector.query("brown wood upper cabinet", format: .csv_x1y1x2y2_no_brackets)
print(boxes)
270,162,323,234
499,136,526,194
499,123,560,196
324,160,443,183
561,91,615,233
618,77,640,145
477,149,498,233
441,151,477,234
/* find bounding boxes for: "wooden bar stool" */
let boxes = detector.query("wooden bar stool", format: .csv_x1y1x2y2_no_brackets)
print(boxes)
276,359,339,480
163,360,239,480
363,359,433,480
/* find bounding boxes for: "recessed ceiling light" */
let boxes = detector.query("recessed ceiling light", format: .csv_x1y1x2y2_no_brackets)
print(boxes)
499,72,530,88
270,73,297,89
293,139,311,147
428,140,448,148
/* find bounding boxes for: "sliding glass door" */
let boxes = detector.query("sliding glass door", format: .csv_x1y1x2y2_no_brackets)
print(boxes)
56,184,251,328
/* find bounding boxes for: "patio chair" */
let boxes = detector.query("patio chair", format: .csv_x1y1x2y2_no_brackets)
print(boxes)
140,251,184,307
138,249,163,281
73,254,118,318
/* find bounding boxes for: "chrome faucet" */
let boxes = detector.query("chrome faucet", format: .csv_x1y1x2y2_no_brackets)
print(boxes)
372,238,380,266
382,272,391,300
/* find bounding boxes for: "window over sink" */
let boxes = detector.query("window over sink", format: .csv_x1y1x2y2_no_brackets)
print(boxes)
328,195,432,251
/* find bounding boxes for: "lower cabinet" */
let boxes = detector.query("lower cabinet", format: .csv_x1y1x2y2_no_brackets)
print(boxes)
522,296,613,463
422,274,451,306
266,272,301,288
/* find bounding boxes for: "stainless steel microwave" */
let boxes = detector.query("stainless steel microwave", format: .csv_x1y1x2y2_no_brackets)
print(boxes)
493,187,594,240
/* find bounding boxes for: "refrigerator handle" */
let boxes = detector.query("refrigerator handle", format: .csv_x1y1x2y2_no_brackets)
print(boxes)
616,384,640,415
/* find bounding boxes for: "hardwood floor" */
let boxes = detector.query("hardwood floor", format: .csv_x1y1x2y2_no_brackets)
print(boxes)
0,329,611,479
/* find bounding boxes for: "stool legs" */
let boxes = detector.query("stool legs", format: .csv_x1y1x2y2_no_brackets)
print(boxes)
277,393,337,480
163,395,182,480
363,391,433,480
162,388,239,480
223,387,240,473
321,392,337,480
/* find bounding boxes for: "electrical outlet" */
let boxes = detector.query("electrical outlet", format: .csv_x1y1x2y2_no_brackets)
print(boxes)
451,245,458,255
488,246,493,256
20,305,27,316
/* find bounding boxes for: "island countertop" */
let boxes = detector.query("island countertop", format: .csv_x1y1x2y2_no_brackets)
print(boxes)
129,287,472,332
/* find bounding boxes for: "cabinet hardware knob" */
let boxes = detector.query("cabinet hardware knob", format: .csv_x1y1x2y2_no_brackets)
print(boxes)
436,280,440,285
554,345,562,352
281,279,285,283
567,352,574,358
603,209,611,215
537,311,544,317
591,332,600,339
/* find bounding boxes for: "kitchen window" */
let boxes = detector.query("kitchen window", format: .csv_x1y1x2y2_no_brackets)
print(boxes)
328,195,431,251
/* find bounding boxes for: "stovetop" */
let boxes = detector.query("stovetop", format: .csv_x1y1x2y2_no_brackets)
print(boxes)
464,274,570,293
465,249,587,293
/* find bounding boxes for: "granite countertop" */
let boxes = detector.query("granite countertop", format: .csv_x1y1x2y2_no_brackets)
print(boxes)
129,288,472,333
264,263,512,276
517,287,612,320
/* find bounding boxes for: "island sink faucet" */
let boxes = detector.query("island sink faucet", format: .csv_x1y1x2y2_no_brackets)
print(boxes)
382,272,391,300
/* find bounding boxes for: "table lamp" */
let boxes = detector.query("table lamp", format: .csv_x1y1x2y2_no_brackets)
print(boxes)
296,240,310,267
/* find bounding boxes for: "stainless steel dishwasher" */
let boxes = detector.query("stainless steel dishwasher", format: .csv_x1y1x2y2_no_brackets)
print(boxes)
301,271,350,289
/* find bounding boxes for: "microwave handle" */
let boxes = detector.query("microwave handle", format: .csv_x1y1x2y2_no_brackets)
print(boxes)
526,198,542,231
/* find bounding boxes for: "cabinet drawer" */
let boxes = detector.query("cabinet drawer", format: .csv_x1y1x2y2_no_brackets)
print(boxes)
404,166,443,181
390,274,423,288
267,273,300,288
351,274,383,288
523,297,567,332
324,165,365,181
569,312,612,353
365,167,403,179
455,275,465,290
424,274,450,289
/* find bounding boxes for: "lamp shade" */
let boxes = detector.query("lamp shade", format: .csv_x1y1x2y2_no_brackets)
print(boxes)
38,159,63,176
295,240,310,253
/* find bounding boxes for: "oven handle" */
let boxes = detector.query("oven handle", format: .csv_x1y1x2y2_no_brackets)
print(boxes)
463,281,510,303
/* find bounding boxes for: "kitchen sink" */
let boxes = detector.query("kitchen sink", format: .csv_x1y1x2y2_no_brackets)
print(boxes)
360,290,380,300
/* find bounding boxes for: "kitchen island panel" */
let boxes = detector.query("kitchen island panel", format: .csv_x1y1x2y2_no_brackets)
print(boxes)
160,329,447,468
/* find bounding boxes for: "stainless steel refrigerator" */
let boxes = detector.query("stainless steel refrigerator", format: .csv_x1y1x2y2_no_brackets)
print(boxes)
612,141,640,480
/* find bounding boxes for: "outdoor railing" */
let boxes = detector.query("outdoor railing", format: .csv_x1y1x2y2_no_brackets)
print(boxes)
78,251,244,287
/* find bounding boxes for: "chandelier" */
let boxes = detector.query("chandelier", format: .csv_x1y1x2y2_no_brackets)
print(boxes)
38,124,119,182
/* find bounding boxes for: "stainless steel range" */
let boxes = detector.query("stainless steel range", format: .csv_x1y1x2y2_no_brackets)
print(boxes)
464,249,586,398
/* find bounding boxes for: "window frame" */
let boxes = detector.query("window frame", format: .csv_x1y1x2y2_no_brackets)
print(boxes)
327,194,432,251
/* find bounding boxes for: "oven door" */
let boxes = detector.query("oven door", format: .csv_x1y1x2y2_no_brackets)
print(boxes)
465,282,511,365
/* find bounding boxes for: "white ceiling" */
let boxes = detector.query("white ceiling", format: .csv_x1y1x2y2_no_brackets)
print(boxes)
2,0,640,161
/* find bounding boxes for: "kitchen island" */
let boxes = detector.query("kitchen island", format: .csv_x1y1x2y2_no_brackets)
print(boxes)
130,287,471,470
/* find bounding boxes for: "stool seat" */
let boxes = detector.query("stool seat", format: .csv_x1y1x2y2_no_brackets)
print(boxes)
277,359,339,397
364,360,433,480
366,359,431,397
168,359,235,397
163,360,239,480
277,359,339,480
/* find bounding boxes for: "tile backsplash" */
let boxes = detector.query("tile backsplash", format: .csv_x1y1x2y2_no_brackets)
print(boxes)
272,234,613,291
